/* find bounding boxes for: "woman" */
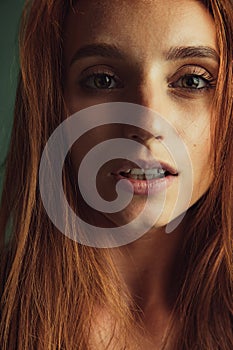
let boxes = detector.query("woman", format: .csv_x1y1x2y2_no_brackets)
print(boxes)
0,0,232,349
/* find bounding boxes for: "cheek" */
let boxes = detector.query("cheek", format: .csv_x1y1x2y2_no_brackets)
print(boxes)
191,124,211,160
183,124,213,199
176,110,211,154
189,126,211,156
190,135,211,180
174,111,212,180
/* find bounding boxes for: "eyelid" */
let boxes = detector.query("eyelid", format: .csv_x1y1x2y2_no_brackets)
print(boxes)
79,65,124,89
167,64,217,93
79,64,116,78
167,64,217,99
168,64,217,82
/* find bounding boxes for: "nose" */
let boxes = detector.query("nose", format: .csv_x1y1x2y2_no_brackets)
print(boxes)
122,83,165,144
123,125,163,143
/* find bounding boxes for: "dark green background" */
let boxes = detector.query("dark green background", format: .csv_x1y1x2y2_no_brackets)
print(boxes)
0,0,25,196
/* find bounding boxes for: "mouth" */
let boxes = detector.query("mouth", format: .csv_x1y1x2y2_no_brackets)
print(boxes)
119,168,176,180
112,159,178,178
111,160,178,195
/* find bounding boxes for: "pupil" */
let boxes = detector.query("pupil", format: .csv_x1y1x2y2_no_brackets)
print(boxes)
95,74,111,89
184,76,199,88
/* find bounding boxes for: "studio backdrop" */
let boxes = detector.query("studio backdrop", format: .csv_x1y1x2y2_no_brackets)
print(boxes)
0,0,24,196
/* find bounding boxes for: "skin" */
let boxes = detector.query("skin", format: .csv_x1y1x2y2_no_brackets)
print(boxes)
63,0,218,347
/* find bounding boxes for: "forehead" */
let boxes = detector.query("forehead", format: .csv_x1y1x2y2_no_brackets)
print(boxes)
63,0,217,64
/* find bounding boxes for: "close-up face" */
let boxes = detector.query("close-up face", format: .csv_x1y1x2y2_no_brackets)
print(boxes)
63,0,219,231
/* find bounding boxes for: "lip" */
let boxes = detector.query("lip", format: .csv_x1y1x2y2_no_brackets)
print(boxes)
111,159,178,176
111,159,179,196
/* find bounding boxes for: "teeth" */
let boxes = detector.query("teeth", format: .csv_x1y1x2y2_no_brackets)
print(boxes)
130,168,145,175
127,168,166,175
120,167,166,180
145,168,165,175
145,174,154,180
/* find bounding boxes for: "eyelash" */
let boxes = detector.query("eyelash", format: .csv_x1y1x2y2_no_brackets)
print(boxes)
79,66,216,95
168,67,216,94
79,68,123,92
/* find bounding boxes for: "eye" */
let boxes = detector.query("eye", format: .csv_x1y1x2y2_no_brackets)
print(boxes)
79,70,124,90
172,74,210,89
168,66,217,94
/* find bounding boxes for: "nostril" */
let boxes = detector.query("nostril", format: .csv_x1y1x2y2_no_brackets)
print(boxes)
155,135,163,141
130,134,163,141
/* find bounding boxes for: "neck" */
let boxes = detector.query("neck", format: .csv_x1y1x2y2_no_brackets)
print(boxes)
111,217,188,322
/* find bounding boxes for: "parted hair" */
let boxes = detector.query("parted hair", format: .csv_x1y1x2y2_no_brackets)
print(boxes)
0,0,232,349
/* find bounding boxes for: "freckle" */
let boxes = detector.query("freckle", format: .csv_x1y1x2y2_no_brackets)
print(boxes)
193,144,197,147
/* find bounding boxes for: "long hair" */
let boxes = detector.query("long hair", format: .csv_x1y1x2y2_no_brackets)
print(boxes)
0,0,232,349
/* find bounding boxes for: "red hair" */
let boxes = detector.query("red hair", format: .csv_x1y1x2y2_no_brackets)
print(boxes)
0,0,232,348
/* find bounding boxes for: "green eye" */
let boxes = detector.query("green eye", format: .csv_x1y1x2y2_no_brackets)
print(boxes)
181,75,207,88
92,74,113,89
80,73,123,90
175,74,208,89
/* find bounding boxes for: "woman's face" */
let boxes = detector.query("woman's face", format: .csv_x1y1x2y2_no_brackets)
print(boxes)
63,0,218,230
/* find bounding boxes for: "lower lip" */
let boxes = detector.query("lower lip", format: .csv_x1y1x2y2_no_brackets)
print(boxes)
113,174,178,195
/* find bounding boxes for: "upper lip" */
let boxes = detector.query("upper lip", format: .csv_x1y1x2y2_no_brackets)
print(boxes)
111,159,179,176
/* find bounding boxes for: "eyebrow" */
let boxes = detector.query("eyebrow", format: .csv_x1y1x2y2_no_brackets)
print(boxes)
69,43,219,67
165,46,219,62
69,43,125,66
